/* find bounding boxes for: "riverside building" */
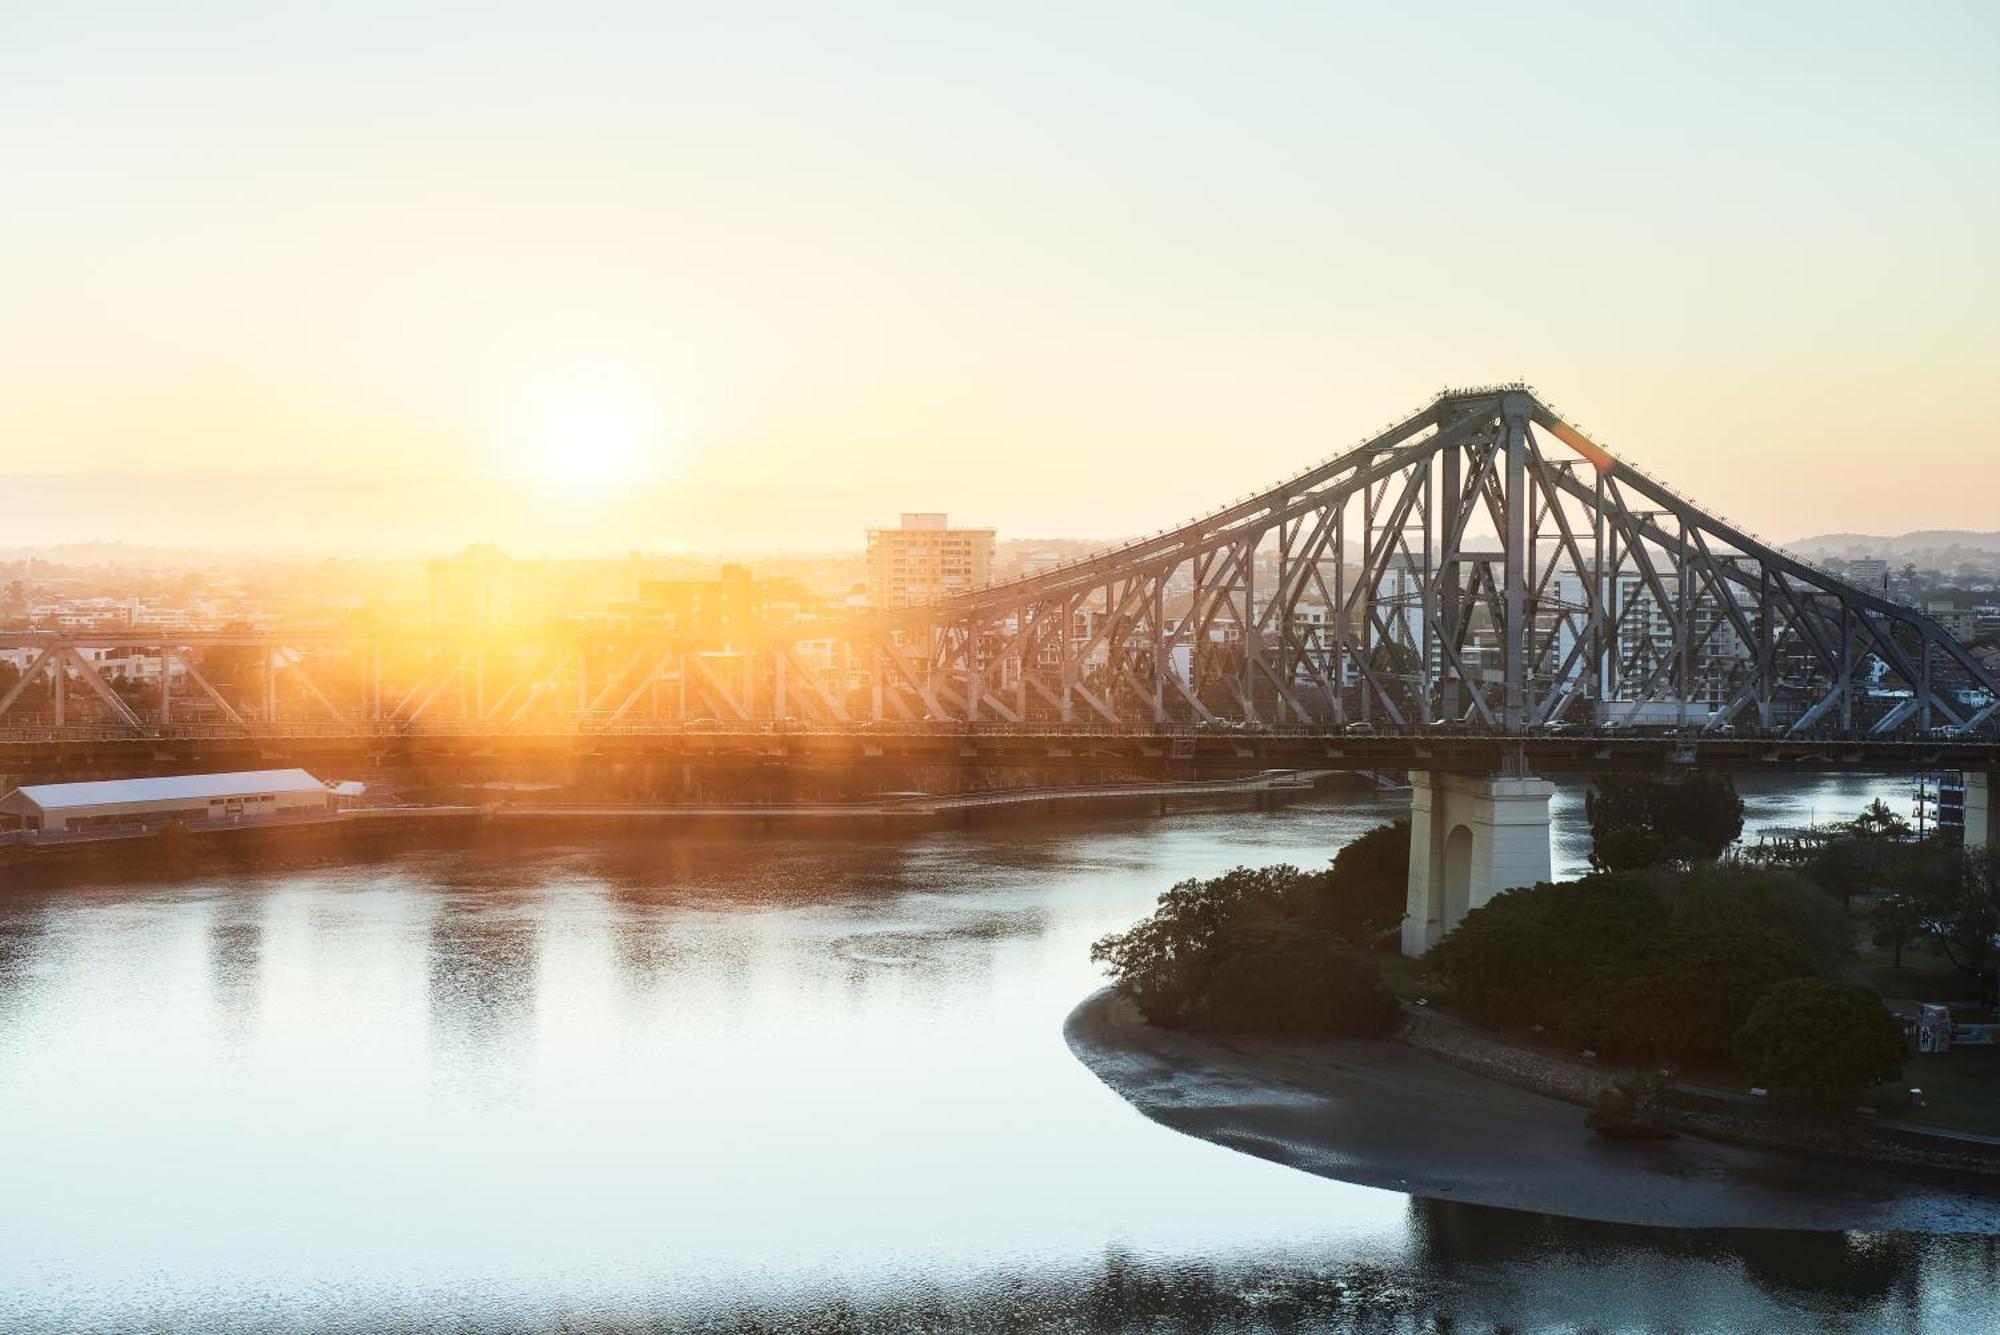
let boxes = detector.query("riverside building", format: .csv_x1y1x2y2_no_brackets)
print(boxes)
0,768,335,835
866,513,996,606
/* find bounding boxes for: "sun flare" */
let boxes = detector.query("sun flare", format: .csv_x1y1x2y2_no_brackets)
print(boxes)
506,379,677,496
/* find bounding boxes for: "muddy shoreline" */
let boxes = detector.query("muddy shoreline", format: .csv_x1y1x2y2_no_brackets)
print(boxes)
1064,987,2000,1233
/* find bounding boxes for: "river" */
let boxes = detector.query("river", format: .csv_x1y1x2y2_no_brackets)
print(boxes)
1,774,1994,1332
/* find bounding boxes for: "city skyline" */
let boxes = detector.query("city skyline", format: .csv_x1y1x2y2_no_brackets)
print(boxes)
8,9,2000,1330
6,4,1999,554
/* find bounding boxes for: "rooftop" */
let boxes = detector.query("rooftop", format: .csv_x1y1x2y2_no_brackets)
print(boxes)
6,768,328,810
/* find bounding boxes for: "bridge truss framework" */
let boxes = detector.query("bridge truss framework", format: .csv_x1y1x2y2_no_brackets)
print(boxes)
2,387,1994,743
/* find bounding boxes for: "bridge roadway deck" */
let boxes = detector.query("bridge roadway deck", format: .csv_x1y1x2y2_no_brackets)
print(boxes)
2,725,1995,780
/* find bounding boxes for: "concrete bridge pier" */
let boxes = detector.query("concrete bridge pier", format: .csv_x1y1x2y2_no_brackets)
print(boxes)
1966,772,1998,850
1401,771,1555,957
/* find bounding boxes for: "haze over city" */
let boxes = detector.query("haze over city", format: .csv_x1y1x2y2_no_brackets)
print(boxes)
9,6,2000,1334
6,2,1999,555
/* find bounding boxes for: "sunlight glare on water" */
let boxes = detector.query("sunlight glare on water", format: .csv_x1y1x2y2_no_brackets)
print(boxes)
1,776,1994,1332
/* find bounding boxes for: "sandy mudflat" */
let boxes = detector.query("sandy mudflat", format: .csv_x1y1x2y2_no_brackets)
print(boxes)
1065,988,2000,1233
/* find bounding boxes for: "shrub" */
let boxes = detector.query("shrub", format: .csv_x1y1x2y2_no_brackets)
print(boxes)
1585,1072,1667,1130
1733,978,1906,1102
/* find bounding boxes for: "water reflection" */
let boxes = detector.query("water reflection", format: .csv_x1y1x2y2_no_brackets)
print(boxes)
1406,1198,1944,1328
0,777,1992,1333
425,896,541,1095
203,898,263,1047
0,900,50,1038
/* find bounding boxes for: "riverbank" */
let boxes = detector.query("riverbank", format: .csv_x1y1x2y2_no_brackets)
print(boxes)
1398,1001,2000,1176
1064,987,2000,1232
0,773,1324,888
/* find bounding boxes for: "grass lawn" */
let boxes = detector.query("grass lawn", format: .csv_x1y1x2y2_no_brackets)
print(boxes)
1375,953,1446,1004
1843,889,1989,1004
1864,1048,2000,1137
1848,951,1987,1004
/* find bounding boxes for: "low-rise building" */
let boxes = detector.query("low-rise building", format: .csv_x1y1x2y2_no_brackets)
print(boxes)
0,768,334,834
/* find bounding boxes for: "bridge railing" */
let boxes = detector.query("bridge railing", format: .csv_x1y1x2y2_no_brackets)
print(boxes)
1,719,1992,746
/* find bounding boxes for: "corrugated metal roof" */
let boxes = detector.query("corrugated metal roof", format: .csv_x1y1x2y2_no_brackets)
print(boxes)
8,769,328,810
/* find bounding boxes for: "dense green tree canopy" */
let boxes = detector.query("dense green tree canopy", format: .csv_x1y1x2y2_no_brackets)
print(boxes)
1871,893,1925,969
1425,866,1830,1063
1805,836,1890,911
1912,847,2000,983
1734,979,1905,1101
1585,772,1745,872
1090,826,1412,1039
1315,818,1410,944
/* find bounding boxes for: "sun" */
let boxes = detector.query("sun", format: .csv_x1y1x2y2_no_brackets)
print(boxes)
506,379,675,496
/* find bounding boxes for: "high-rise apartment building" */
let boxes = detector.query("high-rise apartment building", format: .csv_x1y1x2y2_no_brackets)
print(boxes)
866,513,995,606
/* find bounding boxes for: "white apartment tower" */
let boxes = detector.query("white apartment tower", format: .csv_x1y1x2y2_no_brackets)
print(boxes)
866,514,996,606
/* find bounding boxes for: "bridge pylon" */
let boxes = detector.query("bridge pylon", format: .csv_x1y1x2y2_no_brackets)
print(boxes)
1968,772,1999,851
1401,769,1554,956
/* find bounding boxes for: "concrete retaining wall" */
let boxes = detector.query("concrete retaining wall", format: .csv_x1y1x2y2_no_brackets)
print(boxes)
1398,1005,1623,1105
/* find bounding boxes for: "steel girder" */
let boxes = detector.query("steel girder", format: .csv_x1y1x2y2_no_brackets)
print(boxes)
1,388,1991,739
859,387,2000,735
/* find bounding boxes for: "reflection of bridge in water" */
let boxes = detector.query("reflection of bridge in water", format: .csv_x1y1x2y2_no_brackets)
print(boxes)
4,386,1997,951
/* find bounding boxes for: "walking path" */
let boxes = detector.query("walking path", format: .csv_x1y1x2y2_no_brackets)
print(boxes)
1065,988,2000,1232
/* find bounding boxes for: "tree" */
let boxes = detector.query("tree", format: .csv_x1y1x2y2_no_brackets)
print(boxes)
1659,771,1747,860
1871,893,1924,969
1805,837,1885,911
1090,864,1399,1038
1318,819,1410,944
1733,978,1905,1102
1090,869,1264,1027
1426,868,1825,1064
1849,798,1912,842
1200,922,1400,1038
1585,772,1744,872
1583,777,1662,871
1656,862,1850,976
1913,847,2000,985
1425,876,1668,1042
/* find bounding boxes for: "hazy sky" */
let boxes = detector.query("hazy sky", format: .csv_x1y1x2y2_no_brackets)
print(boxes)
3,2,1996,555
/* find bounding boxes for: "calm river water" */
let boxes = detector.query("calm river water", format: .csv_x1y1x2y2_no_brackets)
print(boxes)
2,775,1995,1332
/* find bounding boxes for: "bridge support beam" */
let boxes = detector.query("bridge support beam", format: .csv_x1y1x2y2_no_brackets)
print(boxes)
1401,771,1554,957
1966,772,1999,851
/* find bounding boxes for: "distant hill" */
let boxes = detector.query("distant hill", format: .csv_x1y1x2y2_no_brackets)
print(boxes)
1790,531,2000,559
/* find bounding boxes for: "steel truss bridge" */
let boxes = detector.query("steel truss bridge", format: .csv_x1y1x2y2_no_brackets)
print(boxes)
3,386,1996,775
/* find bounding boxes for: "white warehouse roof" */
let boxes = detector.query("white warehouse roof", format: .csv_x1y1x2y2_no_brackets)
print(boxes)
9,769,328,811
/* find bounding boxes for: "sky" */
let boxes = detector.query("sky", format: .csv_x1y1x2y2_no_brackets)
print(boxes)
2,2,1997,556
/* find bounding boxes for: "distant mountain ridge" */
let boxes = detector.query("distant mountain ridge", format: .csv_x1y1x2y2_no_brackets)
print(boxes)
1789,531,2000,559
